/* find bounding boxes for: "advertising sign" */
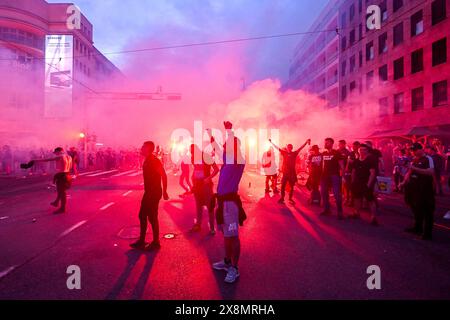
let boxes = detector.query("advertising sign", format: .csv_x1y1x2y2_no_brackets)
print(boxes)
44,35,73,118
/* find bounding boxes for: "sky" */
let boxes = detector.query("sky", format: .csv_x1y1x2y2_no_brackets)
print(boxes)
47,0,329,82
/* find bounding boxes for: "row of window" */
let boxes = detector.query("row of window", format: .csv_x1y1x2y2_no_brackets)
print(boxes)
342,37,447,79
0,27,44,50
74,38,92,59
341,0,447,53
342,0,446,28
377,80,448,117
74,59,90,77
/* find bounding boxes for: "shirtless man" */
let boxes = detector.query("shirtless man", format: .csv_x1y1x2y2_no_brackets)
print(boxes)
32,147,72,214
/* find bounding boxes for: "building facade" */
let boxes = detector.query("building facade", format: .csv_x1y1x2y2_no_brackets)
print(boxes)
286,0,449,139
285,0,340,108
0,0,121,145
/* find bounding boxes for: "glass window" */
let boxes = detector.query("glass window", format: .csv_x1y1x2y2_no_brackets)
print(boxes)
366,41,374,61
379,64,388,81
433,80,448,107
394,93,404,113
379,32,388,54
411,10,424,37
432,0,446,25
379,97,389,116
411,48,424,73
412,87,424,111
394,57,404,80
393,0,403,12
432,38,447,66
393,23,403,46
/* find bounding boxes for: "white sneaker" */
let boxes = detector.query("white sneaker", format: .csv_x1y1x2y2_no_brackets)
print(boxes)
444,211,450,220
224,266,240,283
212,260,231,271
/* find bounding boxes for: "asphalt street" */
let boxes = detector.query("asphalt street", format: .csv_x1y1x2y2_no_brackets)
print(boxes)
0,168,449,299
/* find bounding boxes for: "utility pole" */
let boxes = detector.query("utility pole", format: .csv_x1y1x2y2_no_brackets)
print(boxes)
336,27,341,110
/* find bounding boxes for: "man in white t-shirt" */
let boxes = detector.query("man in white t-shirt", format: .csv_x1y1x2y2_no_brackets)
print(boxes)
261,147,278,194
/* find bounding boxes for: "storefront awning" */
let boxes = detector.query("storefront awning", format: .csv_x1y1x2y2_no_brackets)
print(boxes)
368,125,450,139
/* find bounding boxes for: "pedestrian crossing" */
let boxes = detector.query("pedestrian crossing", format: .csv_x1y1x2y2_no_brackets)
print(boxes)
80,169,142,178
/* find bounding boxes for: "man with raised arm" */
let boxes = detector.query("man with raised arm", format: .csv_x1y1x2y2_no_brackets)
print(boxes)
24,147,72,214
208,121,246,284
269,138,311,205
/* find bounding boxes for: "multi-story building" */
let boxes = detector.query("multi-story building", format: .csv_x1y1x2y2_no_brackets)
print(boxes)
0,0,122,145
287,0,449,139
285,0,340,108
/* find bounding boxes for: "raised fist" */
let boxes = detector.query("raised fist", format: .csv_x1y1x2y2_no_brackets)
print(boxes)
224,121,233,130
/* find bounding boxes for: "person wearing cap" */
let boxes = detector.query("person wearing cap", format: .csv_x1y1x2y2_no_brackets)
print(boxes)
31,147,72,214
400,142,435,240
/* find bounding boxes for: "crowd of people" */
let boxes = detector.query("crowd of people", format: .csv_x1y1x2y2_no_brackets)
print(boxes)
0,145,164,176
259,137,450,241
9,128,450,285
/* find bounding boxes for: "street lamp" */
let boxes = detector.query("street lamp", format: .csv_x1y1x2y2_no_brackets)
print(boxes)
79,132,87,169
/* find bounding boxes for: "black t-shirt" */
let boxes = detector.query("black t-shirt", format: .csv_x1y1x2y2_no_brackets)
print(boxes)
143,155,164,198
322,149,343,177
410,155,434,190
308,154,323,177
347,150,359,172
191,153,213,182
338,148,350,168
280,149,300,175
370,148,382,175
353,155,377,186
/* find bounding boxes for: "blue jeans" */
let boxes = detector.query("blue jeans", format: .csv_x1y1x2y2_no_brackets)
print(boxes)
320,175,343,215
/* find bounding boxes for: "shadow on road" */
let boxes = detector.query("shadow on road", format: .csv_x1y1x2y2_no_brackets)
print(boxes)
106,249,158,300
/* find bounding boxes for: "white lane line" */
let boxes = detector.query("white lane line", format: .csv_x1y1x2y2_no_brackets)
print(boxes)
122,190,133,197
59,220,87,238
0,265,17,280
78,170,102,176
112,170,137,177
0,216,9,220
87,170,118,177
128,171,142,177
100,202,115,211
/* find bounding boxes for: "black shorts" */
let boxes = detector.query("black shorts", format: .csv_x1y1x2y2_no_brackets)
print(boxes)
351,183,374,201
139,194,161,220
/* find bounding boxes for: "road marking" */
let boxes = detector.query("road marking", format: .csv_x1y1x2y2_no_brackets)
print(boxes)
128,171,142,177
0,216,9,220
140,182,144,186
87,170,118,177
78,170,102,176
122,190,133,197
59,220,87,237
112,170,137,177
100,202,115,211
435,223,450,231
0,265,17,280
